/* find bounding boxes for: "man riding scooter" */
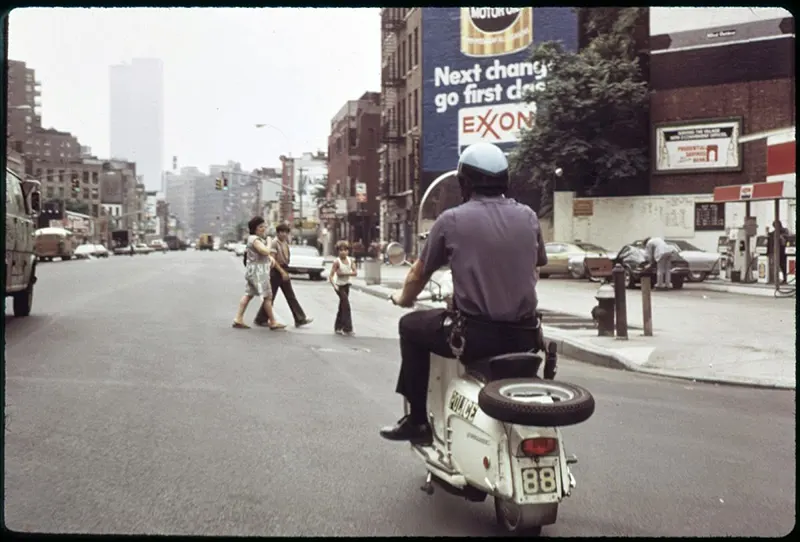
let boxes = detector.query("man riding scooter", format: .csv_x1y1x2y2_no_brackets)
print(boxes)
383,141,549,444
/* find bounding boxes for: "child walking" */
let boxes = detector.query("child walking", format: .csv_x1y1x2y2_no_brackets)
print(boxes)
329,240,357,336
232,216,286,330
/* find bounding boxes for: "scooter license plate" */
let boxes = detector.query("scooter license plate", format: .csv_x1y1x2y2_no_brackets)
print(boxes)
520,459,560,497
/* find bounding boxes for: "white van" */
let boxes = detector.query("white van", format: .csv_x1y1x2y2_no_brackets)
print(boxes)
5,168,41,316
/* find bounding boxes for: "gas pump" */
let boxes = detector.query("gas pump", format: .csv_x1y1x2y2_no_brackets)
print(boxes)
786,234,796,282
729,217,758,283
717,235,732,280
755,235,771,284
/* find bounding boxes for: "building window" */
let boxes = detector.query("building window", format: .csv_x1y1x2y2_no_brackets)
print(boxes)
83,171,89,183
92,204,99,217
400,41,405,74
413,28,419,67
349,128,357,147
25,115,32,124
46,187,54,198
91,172,99,184
413,89,419,127
409,33,414,70
58,187,65,197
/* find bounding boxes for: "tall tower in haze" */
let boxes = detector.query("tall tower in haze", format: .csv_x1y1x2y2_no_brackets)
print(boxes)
109,58,165,191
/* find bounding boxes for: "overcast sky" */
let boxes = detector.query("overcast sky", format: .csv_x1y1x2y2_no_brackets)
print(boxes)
8,7,380,173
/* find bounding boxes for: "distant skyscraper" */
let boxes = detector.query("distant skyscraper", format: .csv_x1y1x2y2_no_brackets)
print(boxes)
109,58,164,191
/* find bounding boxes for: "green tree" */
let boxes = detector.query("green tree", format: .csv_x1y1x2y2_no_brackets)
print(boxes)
311,183,328,204
509,7,649,218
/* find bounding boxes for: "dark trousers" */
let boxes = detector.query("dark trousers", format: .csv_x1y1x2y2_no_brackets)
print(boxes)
254,269,307,324
778,251,787,282
396,308,540,422
334,284,353,332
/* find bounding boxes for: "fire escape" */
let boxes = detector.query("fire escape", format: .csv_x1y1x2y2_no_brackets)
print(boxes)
379,8,406,241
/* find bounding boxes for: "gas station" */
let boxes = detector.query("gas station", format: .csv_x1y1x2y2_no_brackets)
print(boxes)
712,127,796,287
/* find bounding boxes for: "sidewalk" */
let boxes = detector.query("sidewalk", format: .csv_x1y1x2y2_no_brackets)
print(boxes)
350,266,796,389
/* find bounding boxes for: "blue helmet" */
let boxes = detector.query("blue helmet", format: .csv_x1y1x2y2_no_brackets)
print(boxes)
457,142,510,192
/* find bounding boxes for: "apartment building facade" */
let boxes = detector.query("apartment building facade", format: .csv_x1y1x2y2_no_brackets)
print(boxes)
379,7,423,253
326,91,381,246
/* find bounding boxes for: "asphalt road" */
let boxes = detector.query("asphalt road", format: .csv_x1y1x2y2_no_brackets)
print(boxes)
4,251,795,536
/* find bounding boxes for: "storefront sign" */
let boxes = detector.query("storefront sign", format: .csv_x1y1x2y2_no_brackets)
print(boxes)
572,199,594,217
356,182,367,203
654,118,742,174
694,202,725,231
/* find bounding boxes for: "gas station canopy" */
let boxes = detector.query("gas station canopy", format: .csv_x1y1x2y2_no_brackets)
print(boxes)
713,179,796,203
713,128,795,203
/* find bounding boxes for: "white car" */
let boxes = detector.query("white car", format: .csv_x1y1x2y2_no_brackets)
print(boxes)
286,245,325,280
233,243,246,257
149,239,168,252
75,244,110,259
134,244,153,254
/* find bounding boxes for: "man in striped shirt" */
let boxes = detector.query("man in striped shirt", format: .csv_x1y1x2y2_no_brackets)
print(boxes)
253,223,314,327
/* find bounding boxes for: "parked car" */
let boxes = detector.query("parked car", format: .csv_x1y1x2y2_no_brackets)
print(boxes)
631,239,720,282
286,245,326,281
612,243,691,289
233,243,246,257
93,244,110,258
135,244,153,255
149,239,168,252
74,243,109,259
539,241,614,279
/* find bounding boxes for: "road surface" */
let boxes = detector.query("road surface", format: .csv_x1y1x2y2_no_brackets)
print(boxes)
4,251,795,536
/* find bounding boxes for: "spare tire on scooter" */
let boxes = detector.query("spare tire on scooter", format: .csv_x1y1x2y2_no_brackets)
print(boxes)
478,379,595,427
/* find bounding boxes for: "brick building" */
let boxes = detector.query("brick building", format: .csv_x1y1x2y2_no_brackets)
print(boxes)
379,7,423,251
7,60,82,167
7,59,41,144
649,11,795,195
326,91,381,246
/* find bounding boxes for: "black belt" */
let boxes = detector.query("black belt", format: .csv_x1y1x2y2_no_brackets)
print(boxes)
458,311,539,329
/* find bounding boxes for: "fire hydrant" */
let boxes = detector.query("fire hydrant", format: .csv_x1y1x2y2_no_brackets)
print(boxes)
592,283,615,337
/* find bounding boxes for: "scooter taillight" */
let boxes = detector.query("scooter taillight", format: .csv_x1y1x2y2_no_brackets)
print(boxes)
521,437,557,457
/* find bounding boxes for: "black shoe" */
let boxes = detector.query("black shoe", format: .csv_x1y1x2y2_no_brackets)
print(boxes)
253,320,270,327
379,415,432,445
295,317,313,328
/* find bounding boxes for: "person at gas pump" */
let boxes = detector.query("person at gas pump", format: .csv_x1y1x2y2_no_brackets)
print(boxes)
643,236,677,290
382,141,547,444
772,220,790,284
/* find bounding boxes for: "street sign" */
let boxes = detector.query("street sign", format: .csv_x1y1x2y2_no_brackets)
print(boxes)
356,182,367,203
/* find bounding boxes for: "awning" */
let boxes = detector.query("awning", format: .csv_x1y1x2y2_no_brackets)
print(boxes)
713,180,796,203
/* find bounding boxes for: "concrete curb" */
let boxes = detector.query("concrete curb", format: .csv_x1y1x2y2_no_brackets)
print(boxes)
349,283,795,391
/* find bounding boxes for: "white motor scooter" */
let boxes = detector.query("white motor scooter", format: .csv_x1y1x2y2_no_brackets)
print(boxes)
386,249,595,537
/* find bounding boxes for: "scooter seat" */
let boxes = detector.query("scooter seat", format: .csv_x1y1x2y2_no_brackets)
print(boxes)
466,352,542,383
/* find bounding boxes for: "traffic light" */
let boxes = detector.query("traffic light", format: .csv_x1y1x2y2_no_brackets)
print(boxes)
215,178,223,190
71,172,80,193
222,175,229,191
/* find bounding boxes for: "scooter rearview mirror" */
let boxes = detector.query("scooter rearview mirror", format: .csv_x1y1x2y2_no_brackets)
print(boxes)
386,242,409,266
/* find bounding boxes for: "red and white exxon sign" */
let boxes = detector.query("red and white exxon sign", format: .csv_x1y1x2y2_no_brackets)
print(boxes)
458,102,536,147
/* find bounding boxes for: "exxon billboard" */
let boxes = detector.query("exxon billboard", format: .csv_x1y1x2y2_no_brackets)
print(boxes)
421,7,578,176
